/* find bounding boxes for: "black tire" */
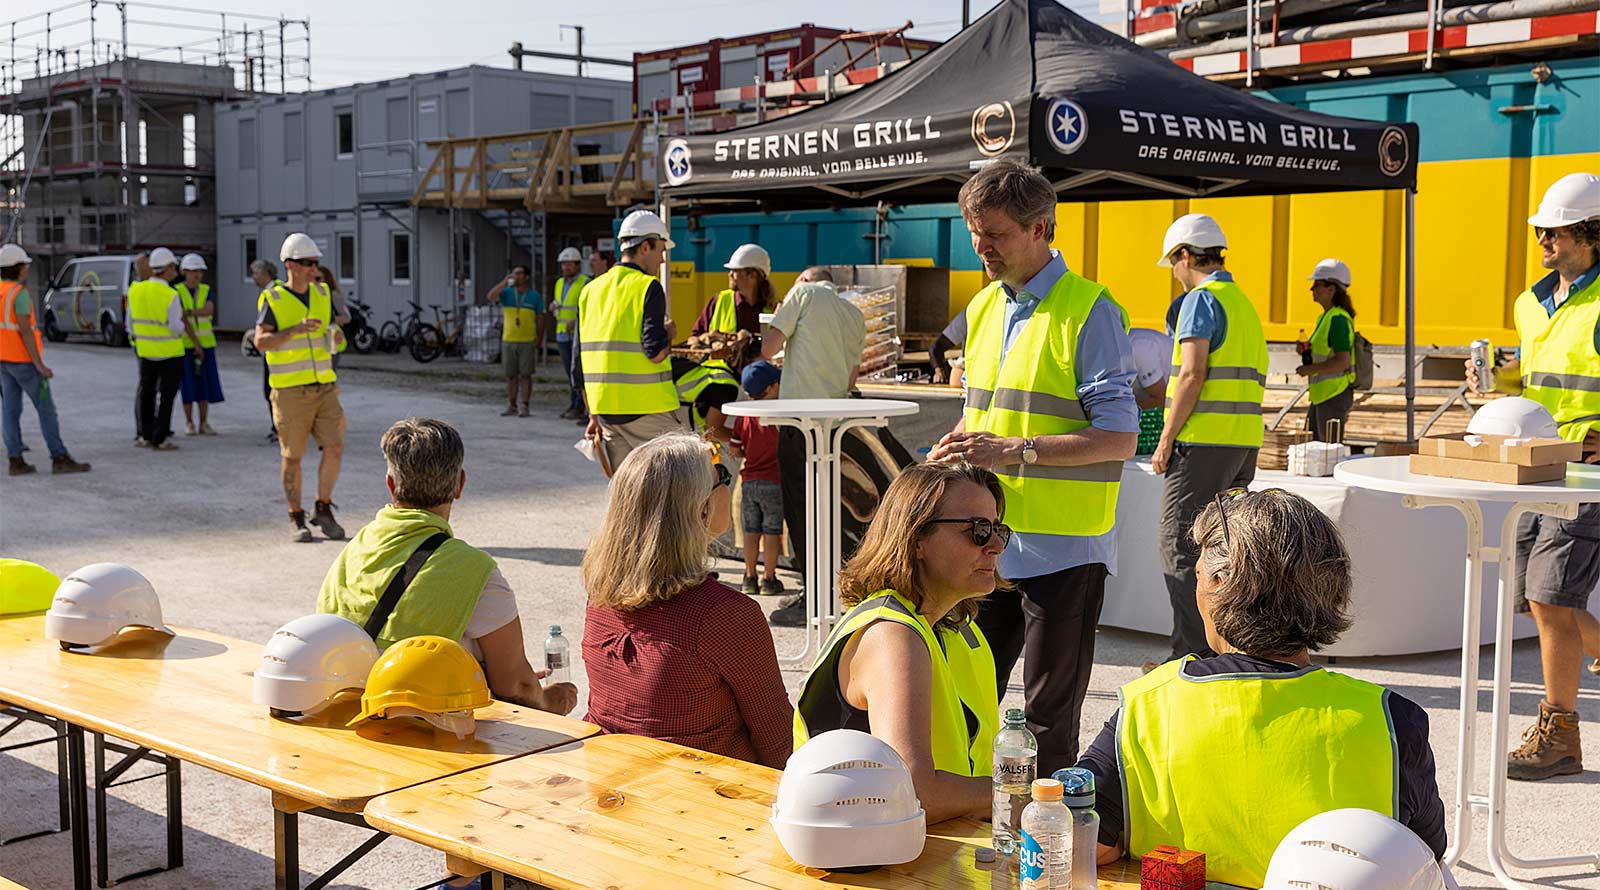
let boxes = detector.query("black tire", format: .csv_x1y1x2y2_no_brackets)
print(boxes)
43,311,67,342
349,324,377,355
377,320,401,353
409,323,442,363
101,317,119,347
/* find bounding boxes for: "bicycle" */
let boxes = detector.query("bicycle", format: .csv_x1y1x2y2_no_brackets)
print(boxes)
377,302,427,353
409,304,466,363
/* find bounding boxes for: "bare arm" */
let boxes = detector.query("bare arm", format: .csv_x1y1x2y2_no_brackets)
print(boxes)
254,318,319,352
1298,351,1350,377
476,619,577,715
703,405,733,445
761,328,785,361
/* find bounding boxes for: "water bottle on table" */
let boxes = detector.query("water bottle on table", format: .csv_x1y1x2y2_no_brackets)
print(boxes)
992,707,1038,855
543,625,570,683
1054,766,1100,889
1020,778,1070,889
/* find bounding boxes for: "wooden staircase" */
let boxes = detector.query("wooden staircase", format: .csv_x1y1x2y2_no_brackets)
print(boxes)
411,118,654,214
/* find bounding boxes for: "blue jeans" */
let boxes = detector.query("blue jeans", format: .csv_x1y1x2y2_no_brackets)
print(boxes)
556,338,582,410
1,361,68,458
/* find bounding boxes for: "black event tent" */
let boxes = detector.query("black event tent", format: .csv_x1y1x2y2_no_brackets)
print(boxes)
658,0,1425,434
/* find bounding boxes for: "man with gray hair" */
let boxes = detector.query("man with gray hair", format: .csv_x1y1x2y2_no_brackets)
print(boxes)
928,157,1137,775
317,417,578,715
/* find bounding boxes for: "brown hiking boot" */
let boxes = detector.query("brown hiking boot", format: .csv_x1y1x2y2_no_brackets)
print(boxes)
1507,699,1582,781
289,510,314,543
52,454,91,474
311,500,346,540
8,456,36,476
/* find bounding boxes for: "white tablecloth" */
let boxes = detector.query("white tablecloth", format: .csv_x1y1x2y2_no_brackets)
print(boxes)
1102,459,1600,657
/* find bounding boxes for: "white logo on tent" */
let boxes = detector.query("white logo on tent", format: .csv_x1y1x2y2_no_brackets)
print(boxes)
665,139,693,185
1046,99,1087,155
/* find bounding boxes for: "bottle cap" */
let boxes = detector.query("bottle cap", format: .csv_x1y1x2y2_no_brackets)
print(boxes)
975,847,996,864
1003,707,1025,726
1051,767,1097,807
1030,778,1063,801
549,625,562,635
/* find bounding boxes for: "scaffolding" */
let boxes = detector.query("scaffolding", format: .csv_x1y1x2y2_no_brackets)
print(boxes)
0,1,310,274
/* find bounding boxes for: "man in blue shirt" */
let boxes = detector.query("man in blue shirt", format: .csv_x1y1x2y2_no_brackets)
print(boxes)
930,160,1138,774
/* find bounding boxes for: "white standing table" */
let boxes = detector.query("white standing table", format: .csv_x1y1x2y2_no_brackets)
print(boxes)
1334,456,1600,888
722,398,920,665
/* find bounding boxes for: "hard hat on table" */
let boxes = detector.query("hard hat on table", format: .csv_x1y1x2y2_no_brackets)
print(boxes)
1263,808,1459,890
1466,396,1561,440
254,613,380,718
0,559,60,615
770,729,926,870
45,563,174,649
348,635,490,732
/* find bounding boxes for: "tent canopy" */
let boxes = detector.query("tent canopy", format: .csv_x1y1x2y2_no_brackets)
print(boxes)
660,0,1419,208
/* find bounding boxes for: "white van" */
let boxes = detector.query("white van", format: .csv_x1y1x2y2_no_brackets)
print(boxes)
41,255,138,347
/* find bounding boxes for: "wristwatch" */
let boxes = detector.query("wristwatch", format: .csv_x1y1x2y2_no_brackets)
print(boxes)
1020,438,1038,465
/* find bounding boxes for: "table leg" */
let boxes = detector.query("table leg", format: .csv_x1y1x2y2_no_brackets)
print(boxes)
67,724,91,890
275,808,300,890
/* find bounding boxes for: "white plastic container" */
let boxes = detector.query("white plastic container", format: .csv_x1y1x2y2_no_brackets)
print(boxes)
1020,778,1070,889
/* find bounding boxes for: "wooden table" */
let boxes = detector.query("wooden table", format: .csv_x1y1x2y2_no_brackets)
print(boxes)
0,615,598,890
365,733,1142,889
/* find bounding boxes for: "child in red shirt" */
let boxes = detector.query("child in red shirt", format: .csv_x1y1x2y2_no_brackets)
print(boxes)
730,361,784,597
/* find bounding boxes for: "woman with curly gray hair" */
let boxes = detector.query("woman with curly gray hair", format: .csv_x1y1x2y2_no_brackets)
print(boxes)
1073,488,1445,886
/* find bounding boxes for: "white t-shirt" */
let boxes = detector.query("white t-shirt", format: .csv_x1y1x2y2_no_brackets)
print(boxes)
460,564,520,661
1128,328,1174,390
769,281,867,400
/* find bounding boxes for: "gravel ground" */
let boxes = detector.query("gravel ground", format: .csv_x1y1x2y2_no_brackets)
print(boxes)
1,340,1595,889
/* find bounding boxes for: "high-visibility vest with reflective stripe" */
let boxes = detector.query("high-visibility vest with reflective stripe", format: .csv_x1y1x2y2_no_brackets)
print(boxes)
1168,279,1268,447
577,265,677,415
263,283,337,389
795,589,998,778
1307,306,1355,405
175,283,217,349
0,281,43,363
553,274,588,336
128,279,185,359
963,272,1127,537
675,361,739,431
1118,658,1398,887
500,287,541,344
1514,271,1600,445
709,289,738,334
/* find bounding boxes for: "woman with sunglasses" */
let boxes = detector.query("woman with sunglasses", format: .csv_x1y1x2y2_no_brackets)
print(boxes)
581,432,793,769
1075,488,1446,886
793,460,1010,824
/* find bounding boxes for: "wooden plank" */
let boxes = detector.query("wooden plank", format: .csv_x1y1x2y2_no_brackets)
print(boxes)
365,733,1142,889
411,149,446,207
608,120,645,205
0,616,599,813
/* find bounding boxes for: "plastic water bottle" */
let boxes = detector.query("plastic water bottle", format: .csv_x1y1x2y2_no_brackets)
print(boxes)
992,708,1038,856
1019,778,1070,889
1054,767,1100,889
543,625,570,683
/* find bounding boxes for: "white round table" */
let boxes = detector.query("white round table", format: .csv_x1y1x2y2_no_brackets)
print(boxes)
722,398,920,665
1334,456,1600,888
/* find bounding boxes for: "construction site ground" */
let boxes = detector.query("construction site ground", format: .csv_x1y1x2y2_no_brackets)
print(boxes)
1,341,1595,889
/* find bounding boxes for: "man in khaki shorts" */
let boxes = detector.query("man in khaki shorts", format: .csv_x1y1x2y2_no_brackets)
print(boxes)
255,233,347,542
484,264,542,416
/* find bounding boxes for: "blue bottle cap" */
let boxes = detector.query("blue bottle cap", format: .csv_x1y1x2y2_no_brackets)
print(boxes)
1051,767,1096,807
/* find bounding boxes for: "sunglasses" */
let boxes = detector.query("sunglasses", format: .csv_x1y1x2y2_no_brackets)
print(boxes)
1212,487,1249,553
1534,226,1570,241
287,258,319,267
712,462,732,490
926,517,1012,548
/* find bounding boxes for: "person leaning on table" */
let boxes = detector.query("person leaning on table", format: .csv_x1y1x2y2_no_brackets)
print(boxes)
1295,258,1359,443
1075,488,1446,887
793,460,1007,825
1466,171,1600,782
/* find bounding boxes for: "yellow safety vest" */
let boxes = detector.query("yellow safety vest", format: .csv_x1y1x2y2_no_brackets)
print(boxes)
1168,278,1268,447
1514,269,1600,445
1307,306,1355,405
1119,657,1397,887
263,283,337,389
128,279,185,359
553,274,589,336
175,282,217,349
963,272,1127,537
795,589,998,777
577,265,677,415
709,289,738,333
500,287,541,344
676,361,740,431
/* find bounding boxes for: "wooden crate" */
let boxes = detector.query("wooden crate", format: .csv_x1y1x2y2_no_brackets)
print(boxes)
1259,428,1313,471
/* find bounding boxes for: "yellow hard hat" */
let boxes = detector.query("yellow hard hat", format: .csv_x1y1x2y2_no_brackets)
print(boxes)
348,635,490,726
0,559,61,615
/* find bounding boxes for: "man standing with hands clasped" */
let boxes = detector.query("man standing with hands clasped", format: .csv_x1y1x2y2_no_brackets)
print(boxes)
929,159,1138,776
1467,172,1600,781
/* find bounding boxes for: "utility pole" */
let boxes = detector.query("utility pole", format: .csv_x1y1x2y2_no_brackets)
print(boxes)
561,25,584,77
962,0,970,29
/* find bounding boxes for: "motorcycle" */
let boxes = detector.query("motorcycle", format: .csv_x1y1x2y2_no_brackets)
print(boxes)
343,298,379,355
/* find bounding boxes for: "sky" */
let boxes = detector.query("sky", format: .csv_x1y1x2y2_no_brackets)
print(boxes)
3,0,1112,90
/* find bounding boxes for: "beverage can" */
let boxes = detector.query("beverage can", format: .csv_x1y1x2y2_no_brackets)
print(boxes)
1470,338,1492,391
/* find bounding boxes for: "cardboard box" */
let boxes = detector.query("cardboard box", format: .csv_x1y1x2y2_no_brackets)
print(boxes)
1418,433,1582,467
1409,453,1570,485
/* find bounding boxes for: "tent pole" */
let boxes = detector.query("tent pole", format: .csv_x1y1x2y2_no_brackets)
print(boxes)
1405,186,1417,442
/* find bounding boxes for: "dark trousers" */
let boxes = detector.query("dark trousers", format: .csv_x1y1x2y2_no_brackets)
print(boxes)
1307,386,1354,442
136,357,183,445
261,357,276,433
1158,443,1258,659
557,339,582,411
976,562,1108,776
778,427,808,574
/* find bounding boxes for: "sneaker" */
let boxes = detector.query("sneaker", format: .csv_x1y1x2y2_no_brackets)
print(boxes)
1589,658,1599,677
559,407,582,420
52,454,91,474
518,406,531,418
1507,699,1583,781
311,500,346,540
289,510,314,543
134,437,152,448
152,440,180,451
265,430,279,445
184,422,198,435
740,575,759,596
501,406,518,416
8,456,36,476
769,596,807,628
199,423,217,435
759,577,785,597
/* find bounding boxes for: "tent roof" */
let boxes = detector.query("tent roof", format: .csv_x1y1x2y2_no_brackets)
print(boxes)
660,0,1418,208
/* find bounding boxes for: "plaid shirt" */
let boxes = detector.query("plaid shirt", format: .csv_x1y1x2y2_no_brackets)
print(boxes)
583,576,793,769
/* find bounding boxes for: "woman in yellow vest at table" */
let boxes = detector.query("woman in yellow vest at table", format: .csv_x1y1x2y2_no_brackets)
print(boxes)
793,460,1006,825
1295,258,1358,443
1074,488,1446,887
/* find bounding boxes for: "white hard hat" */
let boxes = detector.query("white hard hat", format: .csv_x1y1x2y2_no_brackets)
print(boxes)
1159,213,1228,267
45,563,175,649
617,210,676,250
1467,396,1562,440
770,729,926,870
0,243,30,267
1307,258,1352,286
180,253,207,272
253,613,380,718
280,232,323,262
723,243,772,276
1528,172,1600,228
148,247,178,269
1264,808,1460,890
557,247,583,264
